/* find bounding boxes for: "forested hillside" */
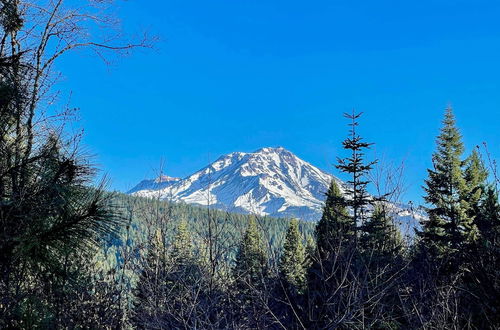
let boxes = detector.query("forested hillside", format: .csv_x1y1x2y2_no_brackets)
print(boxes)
0,1,499,329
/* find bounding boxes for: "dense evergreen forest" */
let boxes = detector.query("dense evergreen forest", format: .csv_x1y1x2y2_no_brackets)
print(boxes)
1,1,499,329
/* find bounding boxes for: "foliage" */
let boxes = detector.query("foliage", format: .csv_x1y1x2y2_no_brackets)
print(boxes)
279,219,307,294
419,107,477,259
1,1,499,328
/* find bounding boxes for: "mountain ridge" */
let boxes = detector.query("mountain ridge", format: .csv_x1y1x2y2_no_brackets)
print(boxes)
129,147,342,221
128,147,423,229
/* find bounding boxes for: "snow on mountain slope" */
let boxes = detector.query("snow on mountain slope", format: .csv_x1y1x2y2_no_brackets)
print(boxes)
128,147,425,229
129,147,342,221
128,175,180,194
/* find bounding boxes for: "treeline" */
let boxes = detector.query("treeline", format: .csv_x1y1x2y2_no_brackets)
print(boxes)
128,110,498,329
1,1,499,329
120,110,498,329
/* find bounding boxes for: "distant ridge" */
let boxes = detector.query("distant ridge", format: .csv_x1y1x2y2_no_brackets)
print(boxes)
129,147,424,230
129,147,340,221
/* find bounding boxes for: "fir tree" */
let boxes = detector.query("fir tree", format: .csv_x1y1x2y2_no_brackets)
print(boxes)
279,219,307,293
477,186,500,243
360,204,405,328
461,186,500,328
315,180,351,258
361,203,403,259
336,110,377,227
172,218,192,265
134,221,202,329
133,229,168,328
233,216,268,289
463,149,488,223
306,112,377,328
232,216,269,327
419,107,475,257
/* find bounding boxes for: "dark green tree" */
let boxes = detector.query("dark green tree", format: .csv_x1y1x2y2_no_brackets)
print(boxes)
234,216,268,290
307,112,377,328
477,186,500,242
315,180,351,258
336,110,377,227
0,1,146,327
466,186,500,327
274,219,308,328
172,219,192,264
361,203,404,259
463,149,488,221
419,107,476,258
360,204,406,329
134,221,203,329
232,216,269,327
279,218,307,293
0,129,121,327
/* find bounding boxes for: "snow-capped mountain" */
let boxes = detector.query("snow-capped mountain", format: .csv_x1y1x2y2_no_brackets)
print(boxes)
129,147,341,220
128,175,181,194
128,147,424,228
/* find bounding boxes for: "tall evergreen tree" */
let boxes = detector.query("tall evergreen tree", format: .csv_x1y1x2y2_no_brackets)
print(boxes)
419,107,475,258
232,216,269,327
274,219,308,328
0,1,146,327
463,149,488,222
361,203,404,259
306,112,377,328
279,219,307,293
456,185,500,329
336,110,377,227
233,216,268,289
315,180,351,258
172,218,192,265
359,204,406,328
133,229,168,328
477,186,500,242
134,221,203,329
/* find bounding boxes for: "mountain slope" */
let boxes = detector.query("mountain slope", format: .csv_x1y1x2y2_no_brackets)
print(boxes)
128,147,425,229
129,147,342,221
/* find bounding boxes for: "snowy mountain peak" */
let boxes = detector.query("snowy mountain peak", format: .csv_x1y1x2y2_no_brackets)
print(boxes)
127,175,180,194
129,147,339,220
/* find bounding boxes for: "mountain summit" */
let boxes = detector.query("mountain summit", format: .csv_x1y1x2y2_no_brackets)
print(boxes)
129,147,341,220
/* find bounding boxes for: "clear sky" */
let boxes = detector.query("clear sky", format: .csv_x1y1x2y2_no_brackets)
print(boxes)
56,0,500,204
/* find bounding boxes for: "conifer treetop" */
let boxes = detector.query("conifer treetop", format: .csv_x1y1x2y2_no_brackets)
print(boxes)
336,110,377,226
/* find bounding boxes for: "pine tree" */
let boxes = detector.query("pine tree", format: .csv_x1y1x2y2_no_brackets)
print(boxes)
134,221,202,329
359,204,405,328
463,149,488,224
315,180,351,257
306,112,377,328
279,219,307,293
232,216,269,327
336,110,377,228
361,203,404,259
462,186,500,328
234,216,268,289
0,2,143,327
133,229,169,328
478,186,500,243
419,107,475,257
172,219,192,265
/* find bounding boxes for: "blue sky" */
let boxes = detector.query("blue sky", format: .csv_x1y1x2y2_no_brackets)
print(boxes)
57,0,500,204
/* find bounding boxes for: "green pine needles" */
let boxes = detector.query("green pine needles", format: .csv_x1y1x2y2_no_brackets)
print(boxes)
420,107,478,257
279,219,307,293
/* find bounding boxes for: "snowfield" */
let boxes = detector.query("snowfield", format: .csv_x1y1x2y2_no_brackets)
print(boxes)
128,147,425,231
